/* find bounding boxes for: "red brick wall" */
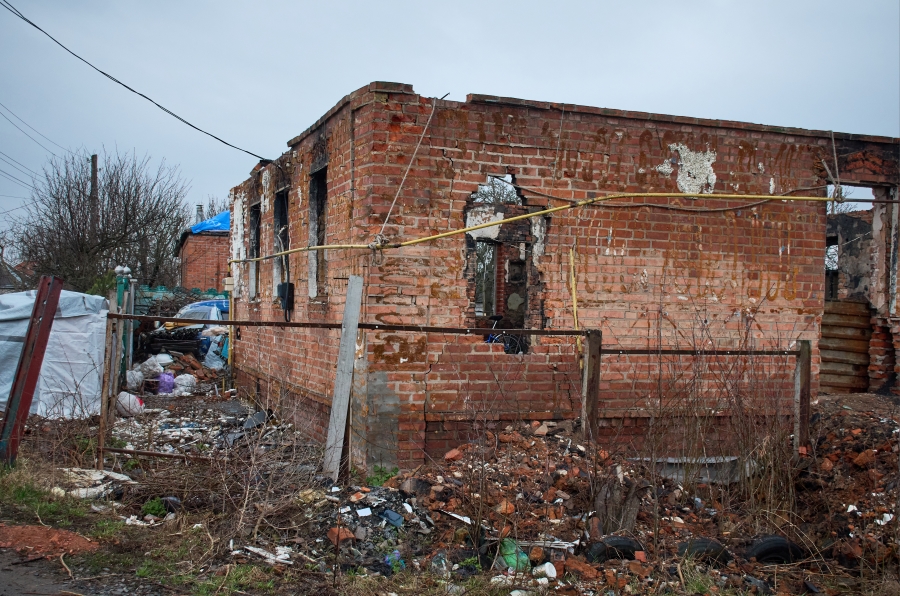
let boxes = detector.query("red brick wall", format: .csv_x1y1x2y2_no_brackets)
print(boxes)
229,82,899,470
179,233,229,292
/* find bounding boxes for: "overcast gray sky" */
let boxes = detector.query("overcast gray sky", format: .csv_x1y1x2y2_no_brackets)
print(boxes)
1,0,897,226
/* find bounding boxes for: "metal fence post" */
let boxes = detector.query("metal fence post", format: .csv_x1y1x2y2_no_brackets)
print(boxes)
0,276,64,465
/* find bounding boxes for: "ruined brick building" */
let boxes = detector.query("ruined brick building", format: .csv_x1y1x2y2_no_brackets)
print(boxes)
228,82,899,469
176,208,230,293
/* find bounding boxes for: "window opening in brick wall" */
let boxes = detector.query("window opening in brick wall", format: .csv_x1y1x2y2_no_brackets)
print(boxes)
273,189,290,293
309,168,328,298
471,174,522,205
474,240,497,316
249,203,261,299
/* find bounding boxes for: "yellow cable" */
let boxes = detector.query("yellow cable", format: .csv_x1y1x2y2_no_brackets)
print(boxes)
229,191,829,264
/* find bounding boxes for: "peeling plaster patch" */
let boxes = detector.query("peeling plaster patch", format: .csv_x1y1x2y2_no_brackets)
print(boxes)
637,167,646,174
669,143,717,194
769,177,776,194
655,160,674,177
230,191,246,296
758,162,765,174
466,205,504,239
530,217,546,262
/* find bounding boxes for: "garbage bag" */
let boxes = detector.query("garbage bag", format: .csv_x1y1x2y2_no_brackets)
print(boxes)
498,538,530,572
126,370,144,392
174,374,196,396
158,372,175,394
139,356,164,379
154,353,174,367
116,392,145,417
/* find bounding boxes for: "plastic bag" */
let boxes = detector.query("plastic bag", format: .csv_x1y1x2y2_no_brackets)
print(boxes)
174,374,196,396
158,372,175,394
154,353,174,367
498,538,530,572
126,370,144,392
139,356,163,379
116,391,145,417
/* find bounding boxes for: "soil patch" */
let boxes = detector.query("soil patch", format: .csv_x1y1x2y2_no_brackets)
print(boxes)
0,524,98,557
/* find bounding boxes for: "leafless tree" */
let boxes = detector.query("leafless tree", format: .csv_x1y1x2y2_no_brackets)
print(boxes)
472,175,521,205
12,149,190,293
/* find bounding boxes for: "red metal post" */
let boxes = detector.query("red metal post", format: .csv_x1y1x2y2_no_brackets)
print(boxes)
0,276,64,465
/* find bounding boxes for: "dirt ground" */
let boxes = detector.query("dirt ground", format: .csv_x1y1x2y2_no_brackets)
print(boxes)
0,389,897,595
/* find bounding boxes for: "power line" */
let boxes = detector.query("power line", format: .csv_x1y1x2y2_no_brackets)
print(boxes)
0,193,30,199
0,201,35,216
0,100,71,155
0,109,59,157
0,150,39,176
0,1,267,161
0,154,35,178
0,167,35,190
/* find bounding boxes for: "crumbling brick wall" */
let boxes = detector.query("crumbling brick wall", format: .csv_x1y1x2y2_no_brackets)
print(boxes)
229,82,899,470
178,232,230,292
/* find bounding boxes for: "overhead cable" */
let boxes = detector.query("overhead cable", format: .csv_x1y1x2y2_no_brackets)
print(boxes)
0,109,58,157
0,167,34,190
0,154,35,178
0,1,267,161
0,100,71,155
0,150,39,176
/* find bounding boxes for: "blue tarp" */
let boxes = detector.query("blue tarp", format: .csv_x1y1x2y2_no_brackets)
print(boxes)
191,210,229,234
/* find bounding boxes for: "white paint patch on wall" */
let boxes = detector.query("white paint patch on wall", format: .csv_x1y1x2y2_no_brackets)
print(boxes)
531,216,546,263
465,205,504,240
655,160,674,177
769,177,776,194
230,190,247,297
669,143,717,194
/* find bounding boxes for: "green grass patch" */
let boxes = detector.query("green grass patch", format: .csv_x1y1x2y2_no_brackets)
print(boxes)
365,465,398,487
0,471,87,526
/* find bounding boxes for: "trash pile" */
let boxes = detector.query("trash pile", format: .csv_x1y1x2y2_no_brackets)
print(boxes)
66,389,896,594
119,350,226,418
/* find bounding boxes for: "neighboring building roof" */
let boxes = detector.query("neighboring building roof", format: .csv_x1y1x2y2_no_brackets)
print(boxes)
191,210,229,234
175,211,230,256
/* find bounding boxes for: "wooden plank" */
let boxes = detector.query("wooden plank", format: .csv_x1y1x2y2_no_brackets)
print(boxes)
818,337,871,353
821,313,872,329
820,374,869,390
820,349,870,366
820,326,872,340
97,291,118,470
794,340,811,452
582,330,601,442
824,301,872,316
820,361,868,376
323,275,364,482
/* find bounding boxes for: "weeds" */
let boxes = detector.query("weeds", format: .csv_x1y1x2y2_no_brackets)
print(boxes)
365,465,398,487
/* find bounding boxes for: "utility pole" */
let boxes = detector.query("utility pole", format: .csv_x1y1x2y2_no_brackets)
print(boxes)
90,154,98,243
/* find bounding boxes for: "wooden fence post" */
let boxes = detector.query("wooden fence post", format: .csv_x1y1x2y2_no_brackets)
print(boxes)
793,339,811,453
582,330,602,442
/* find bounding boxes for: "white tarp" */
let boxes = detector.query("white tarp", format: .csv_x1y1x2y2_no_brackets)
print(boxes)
0,290,108,418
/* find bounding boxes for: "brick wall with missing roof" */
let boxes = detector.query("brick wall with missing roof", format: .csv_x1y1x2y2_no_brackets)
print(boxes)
229,82,899,470
179,233,230,292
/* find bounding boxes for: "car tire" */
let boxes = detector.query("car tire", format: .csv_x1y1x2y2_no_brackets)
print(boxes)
677,538,733,565
585,536,644,563
745,536,804,564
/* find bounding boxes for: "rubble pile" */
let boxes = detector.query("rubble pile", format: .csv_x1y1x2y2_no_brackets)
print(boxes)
796,392,900,566
68,391,898,593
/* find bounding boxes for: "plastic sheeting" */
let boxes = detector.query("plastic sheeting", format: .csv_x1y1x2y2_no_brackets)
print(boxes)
190,210,229,234
0,290,108,418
